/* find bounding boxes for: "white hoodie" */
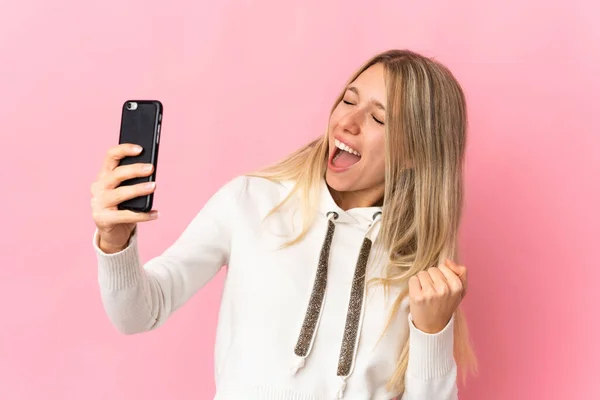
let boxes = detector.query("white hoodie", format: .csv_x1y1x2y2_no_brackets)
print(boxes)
94,175,458,400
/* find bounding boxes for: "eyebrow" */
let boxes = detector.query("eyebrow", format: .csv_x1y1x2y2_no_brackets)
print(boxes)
347,86,385,111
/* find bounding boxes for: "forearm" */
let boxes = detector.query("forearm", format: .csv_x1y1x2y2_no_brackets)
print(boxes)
94,177,246,334
399,314,458,400
96,230,166,334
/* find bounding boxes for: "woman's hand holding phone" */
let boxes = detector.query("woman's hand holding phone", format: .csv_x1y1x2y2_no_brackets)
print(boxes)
91,143,159,254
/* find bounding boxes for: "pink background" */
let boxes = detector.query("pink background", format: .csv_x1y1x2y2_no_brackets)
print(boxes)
1,0,598,399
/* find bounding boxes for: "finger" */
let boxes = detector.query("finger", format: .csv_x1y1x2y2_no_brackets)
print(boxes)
417,270,435,293
438,264,464,296
101,181,156,208
446,259,468,281
103,163,154,189
427,267,449,294
445,259,468,294
101,144,143,175
95,209,159,226
408,275,422,299
445,259,464,276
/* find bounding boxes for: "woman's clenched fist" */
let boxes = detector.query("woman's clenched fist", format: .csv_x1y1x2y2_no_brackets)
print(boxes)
408,259,468,334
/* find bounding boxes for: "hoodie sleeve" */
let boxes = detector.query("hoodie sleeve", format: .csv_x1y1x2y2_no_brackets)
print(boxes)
94,176,246,335
399,314,458,400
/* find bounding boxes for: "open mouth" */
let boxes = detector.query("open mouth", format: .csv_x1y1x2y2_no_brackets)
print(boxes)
331,138,361,169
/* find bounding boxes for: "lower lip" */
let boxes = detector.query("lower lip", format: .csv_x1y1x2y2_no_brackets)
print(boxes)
327,150,360,173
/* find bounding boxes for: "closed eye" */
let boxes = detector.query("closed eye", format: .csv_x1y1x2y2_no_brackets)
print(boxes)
373,115,384,125
343,100,354,105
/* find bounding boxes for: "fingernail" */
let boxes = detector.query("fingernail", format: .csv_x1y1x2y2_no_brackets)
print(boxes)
150,211,159,218
133,145,143,153
143,164,153,172
146,182,156,189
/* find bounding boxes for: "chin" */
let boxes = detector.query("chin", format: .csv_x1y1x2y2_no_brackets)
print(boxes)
325,170,358,193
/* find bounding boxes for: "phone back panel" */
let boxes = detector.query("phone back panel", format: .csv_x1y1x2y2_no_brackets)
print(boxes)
117,100,162,212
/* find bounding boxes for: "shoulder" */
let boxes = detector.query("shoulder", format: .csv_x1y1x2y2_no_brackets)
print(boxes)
239,175,295,205
213,175,296,210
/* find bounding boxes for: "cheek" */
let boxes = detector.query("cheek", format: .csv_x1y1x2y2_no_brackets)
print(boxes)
364,133,386,175
328,104,345,130
367,131,385,158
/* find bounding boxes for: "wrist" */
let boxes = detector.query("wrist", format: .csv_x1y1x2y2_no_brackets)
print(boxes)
98,236,128,254
410,316,451,334
414,324,443,334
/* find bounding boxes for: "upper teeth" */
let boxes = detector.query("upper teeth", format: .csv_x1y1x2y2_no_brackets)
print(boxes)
335,139,361,156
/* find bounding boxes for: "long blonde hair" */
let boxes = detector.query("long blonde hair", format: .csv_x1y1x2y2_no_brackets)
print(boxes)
248,49,477,394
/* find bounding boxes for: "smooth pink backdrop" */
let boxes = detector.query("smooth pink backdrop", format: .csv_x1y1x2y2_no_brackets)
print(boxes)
1,0,598,399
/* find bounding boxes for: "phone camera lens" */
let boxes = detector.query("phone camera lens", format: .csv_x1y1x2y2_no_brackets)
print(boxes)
126,102,133,110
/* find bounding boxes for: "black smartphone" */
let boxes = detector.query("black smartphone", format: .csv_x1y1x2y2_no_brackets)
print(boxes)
116,100,163,213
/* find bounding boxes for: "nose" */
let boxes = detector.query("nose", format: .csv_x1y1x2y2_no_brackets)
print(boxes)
338,109,362,136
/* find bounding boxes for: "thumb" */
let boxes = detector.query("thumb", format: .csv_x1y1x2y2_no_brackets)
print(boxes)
445,258,468,291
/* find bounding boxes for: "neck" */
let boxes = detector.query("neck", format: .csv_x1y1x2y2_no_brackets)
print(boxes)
329,184,384,211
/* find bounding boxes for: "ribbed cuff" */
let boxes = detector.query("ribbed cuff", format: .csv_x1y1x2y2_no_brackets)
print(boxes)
93,229,143,291
406,313,455,380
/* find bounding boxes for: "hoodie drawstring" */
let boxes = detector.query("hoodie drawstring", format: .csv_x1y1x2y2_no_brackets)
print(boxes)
292,210,383,400
292,211,338,375
335,211,382,399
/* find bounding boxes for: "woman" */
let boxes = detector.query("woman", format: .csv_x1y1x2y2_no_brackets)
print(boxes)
91,49,477,399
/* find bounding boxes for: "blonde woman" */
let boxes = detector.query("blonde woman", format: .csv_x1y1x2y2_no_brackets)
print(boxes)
91,49,477,399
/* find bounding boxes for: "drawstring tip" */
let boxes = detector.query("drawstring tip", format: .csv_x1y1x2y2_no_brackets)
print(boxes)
336,379,347,399
290,357,305,375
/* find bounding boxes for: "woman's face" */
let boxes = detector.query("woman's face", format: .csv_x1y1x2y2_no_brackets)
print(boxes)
326,63,387,209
